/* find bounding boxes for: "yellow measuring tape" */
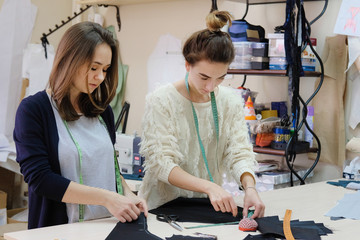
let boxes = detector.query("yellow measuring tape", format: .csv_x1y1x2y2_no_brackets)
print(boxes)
283,209,295,240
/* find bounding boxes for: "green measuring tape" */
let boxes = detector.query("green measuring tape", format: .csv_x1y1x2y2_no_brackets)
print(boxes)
64,115,123,222
185,72,219,182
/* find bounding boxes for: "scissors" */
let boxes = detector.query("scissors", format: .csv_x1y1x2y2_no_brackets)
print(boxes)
156,214,183,231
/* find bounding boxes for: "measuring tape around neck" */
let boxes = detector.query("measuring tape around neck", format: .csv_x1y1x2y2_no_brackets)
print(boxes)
185,72,219,182
63,115,123,222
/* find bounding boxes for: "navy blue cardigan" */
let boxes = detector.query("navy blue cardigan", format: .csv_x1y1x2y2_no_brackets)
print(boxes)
13,91,116,229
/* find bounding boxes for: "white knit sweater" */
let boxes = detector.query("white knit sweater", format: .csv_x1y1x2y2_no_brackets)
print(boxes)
139,84,257,210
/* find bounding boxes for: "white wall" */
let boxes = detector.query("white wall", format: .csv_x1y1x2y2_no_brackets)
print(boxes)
0,0,72,139
0,0,343,181
97,0,343,182
97,0,343,135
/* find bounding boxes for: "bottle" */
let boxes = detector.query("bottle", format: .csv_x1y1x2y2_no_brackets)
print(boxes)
244,96,256,120
244,96,257,144
304,106,314,147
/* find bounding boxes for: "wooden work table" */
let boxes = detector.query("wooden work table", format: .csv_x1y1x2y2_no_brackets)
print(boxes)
4,180,360,240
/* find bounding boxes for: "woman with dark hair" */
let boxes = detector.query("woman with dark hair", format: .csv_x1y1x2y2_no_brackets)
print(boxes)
14,21,147,229
139,11,264,219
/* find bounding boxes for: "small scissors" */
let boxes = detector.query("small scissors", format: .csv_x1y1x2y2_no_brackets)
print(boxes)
156,214,183,231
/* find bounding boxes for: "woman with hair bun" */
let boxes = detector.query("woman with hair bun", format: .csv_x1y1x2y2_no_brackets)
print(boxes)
139,11,265,219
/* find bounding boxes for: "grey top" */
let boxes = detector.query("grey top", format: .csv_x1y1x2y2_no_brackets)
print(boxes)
49,94,115,223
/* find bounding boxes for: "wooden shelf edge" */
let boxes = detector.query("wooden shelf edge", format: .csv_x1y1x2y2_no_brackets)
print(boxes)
77,0,191,6
253,146,318,156
227,69,321,77
227,0,325,5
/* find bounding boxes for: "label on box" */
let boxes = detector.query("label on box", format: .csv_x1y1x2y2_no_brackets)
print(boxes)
302,38,317,59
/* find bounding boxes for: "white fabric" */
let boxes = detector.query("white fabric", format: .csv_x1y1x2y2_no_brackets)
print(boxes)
49,95,115,223
22,44,54,96
147,34,185,93
0,0,37,138
346,36,360,130
139,84,257,210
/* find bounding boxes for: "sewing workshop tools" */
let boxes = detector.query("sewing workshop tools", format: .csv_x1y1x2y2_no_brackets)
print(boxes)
156,214,183,231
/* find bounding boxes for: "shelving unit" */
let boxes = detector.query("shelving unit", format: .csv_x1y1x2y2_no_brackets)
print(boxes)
227,0,326,185
228,0,324,5
253,146,318,156
76,0,192,5
228,69,321,77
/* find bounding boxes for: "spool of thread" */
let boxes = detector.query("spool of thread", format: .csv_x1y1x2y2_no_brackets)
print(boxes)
261,110,278,119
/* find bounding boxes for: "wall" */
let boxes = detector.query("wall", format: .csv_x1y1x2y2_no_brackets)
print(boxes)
0,0,72,139
96,0,343,182
96,0,342,135
0,0,343,181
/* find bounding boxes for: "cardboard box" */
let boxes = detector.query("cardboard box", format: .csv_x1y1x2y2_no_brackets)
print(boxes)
7,208,27,224
0,191,6,209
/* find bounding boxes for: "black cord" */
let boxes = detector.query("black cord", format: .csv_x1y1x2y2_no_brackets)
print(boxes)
210,0,218,12
241,0,249,20
241,75,247,87
115,102,130,133
283,0,325,186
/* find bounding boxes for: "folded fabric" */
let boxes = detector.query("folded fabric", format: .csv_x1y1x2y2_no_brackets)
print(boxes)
244,216,333,240
105,213,162,240
327,180,360,188
149,197,246,224
243,234,276,240
165,235,216,240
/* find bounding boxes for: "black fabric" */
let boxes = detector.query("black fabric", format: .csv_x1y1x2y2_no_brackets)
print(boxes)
149,197,245,224
105,213,162,240
252,216,333,240
327,180,360,188
243,234,277,240
228,19,266,42
165,235,215,240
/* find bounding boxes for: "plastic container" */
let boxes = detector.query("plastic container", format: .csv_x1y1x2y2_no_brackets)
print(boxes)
250,56,269,70
268,33,285,57
233,41,253,56
302,58,316,71
304,106,314,147
269,57,287,70
252,42,268,57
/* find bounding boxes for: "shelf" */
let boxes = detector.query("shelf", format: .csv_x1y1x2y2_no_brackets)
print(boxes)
227,0,324,5
253,146,318,156
227,69,321,77
77,0,191,5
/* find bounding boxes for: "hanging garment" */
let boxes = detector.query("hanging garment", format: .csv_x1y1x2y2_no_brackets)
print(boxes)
149,197,246,223
105,213,162,240
309,35,347,166
107,25,128,123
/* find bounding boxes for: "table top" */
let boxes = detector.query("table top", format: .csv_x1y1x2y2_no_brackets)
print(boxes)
4,180,360,240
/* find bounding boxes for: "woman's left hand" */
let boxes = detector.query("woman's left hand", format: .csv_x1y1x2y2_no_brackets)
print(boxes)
242,187,265,219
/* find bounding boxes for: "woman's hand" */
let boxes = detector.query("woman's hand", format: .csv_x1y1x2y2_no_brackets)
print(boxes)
242,187,265,219
105,191,148,223
241,173,265,219
205,182,238,217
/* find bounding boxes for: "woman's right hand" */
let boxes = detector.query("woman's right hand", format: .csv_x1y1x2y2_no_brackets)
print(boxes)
205,182,238,217
105,191,144,223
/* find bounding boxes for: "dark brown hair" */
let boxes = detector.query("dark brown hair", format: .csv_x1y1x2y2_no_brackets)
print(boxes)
182,11,234,65
49,21,119,121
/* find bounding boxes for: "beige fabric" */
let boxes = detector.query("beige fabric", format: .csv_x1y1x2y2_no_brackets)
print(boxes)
139,84,257,210
309,35,347,166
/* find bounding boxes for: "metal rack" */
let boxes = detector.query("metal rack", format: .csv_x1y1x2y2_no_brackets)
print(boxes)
227,0,328,186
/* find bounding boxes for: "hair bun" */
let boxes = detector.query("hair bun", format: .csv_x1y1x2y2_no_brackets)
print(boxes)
206,10,233,32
